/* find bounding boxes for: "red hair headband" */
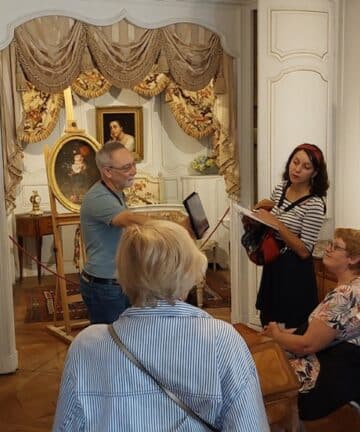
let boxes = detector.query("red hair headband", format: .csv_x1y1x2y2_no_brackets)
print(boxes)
295,144,323,165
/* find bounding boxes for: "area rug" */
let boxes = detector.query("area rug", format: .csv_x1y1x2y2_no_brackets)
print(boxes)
24,268,230,323
24,281,88,323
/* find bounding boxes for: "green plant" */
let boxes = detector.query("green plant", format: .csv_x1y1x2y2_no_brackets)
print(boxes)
191,155,217,174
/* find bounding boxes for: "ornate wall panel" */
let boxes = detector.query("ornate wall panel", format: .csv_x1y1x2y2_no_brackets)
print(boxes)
270,10,329,60
269,69,329,191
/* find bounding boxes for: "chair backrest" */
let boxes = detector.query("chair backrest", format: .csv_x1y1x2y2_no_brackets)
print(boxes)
131,204,195,238
124,171,163,207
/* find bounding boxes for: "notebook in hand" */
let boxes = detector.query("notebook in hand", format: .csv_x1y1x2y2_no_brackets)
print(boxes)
235,203,278,230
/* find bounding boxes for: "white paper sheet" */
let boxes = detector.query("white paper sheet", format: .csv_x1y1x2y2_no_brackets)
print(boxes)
235,204,279,230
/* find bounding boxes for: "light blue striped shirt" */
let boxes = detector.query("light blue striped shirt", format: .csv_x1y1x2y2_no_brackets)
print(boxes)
53,302,269,431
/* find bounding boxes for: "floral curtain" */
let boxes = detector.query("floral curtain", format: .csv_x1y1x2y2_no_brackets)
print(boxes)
1,17,240,211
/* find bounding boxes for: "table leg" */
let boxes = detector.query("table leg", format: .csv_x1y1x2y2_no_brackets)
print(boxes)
212,244,217,272
18,235,24,281
196,280,204,308
36,235,43,284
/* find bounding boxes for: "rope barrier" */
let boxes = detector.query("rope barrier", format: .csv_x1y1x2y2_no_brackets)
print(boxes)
9,209,229,324
199,206,230,249
8,234,80,287
10,206,230,283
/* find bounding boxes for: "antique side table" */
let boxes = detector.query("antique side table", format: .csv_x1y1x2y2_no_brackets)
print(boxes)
15,212,53,284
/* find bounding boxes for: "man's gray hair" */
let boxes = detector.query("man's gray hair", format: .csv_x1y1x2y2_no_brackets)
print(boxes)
95,141,126,169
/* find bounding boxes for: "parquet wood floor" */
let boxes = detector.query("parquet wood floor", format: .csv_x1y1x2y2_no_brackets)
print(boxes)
0,274,230,432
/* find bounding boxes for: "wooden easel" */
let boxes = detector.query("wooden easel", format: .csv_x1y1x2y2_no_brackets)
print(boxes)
45,87,94,343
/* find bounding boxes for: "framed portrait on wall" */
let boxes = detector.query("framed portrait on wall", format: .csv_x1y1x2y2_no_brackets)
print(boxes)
96,106,144,161
47,133,101,213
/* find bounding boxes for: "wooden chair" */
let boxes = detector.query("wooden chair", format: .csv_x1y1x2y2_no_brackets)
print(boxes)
124,171,163,206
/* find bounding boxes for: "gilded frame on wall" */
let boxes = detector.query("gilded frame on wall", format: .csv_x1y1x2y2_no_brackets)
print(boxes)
96,106,144,161
47,133,101,213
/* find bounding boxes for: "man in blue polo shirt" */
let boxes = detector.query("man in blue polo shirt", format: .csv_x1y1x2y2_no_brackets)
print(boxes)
80,141,147,324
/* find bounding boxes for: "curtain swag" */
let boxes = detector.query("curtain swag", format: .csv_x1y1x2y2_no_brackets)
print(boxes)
1,17,239,211
14,21,223,93
14,22,86,94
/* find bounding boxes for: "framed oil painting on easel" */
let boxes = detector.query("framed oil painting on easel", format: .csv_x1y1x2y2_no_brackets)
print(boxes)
47,133,101,213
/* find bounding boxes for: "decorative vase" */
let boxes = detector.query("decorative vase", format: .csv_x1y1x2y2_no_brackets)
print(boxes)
201,166,219,175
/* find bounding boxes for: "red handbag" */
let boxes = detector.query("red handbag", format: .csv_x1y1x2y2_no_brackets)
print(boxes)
241,189,314,266
241,216,284,266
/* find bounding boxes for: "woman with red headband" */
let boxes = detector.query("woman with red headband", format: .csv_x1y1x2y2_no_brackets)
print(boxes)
254,143,329,328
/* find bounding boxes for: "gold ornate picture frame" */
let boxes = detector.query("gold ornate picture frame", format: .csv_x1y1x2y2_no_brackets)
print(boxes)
47,133,101,212
96,106,144,161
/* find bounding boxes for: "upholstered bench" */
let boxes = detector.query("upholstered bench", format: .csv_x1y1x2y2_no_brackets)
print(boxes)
302,402,360,432
233,323,300,431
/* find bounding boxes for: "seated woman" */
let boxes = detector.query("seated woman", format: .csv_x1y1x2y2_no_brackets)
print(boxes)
262,228,360,421
53,220,269,431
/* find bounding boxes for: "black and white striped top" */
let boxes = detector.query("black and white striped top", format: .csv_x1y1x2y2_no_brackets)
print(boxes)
271,182,326,252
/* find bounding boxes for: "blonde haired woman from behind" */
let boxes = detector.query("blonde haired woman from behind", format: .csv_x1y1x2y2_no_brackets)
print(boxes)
53,220,269,431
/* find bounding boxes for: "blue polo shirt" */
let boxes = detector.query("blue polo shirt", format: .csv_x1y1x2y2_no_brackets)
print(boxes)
80,181,126,278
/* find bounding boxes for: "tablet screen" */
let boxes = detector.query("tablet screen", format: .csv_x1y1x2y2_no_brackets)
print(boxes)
183,192,209,239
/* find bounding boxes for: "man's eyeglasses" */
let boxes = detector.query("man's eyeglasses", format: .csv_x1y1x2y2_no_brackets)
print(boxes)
106,162,136,173
327,240,347,252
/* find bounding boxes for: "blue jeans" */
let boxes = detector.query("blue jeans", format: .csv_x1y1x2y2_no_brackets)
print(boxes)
80,275,130,324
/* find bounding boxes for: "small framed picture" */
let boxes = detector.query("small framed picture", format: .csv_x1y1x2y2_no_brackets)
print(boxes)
96,106,144,161
47,133,101,212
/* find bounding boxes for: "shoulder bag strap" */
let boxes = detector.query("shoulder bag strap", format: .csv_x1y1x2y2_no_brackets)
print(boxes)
283,194,313,212
108,324,220,432
277,183,289,208
278,183,314,212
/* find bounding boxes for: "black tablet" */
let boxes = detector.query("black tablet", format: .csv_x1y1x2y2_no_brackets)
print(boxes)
183,192,209,239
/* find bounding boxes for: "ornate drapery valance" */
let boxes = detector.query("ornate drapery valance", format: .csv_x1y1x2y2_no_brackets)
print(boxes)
1,17,239,212
14,18,222,93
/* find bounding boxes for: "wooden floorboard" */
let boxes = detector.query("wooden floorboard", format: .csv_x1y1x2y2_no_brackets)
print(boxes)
0,274,230,431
